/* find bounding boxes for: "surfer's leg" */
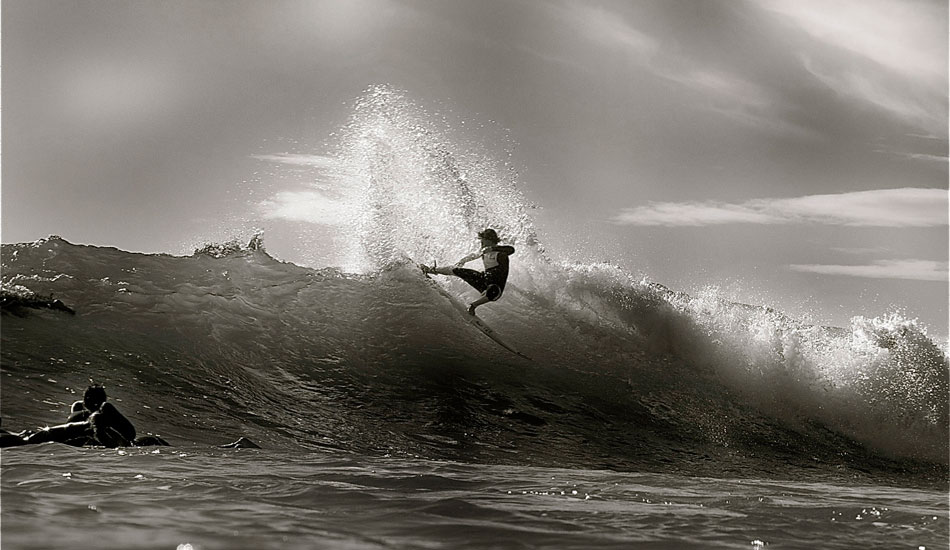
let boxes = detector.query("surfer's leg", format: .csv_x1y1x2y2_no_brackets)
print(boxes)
450,268,489,293
468,295,489,314
468,285,502,314
0,430,27,447
447,270,494,314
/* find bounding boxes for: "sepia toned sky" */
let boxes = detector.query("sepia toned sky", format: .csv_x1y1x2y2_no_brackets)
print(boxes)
2,0,947,335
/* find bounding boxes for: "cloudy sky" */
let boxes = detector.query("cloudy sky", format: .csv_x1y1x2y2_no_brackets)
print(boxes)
2,0,947,336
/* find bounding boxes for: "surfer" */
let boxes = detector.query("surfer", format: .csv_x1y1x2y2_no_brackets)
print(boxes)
421,228,515,314
1,384,255,448
19,384,137,447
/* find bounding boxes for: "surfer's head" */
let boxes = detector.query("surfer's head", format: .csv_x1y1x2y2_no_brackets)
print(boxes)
477,228,499,243
83,384,107,411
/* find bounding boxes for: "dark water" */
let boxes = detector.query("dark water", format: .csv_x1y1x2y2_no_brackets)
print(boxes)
2,445,947,550
2,87,947,548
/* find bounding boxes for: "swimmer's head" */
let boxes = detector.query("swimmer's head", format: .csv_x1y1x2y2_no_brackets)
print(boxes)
83,384,107,411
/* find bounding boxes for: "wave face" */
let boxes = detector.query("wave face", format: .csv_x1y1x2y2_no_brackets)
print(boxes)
2,87,947,481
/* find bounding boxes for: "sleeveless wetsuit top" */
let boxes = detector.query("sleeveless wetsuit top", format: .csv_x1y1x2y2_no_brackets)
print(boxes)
481,245,515,288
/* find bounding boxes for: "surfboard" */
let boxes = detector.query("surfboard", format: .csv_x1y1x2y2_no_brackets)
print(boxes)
420,267,531,360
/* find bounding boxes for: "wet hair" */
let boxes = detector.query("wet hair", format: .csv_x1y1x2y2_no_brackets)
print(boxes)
477,228,500,243
83,384,107,408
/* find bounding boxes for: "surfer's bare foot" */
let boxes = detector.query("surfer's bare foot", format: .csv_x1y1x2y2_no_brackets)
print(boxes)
468,304,477,315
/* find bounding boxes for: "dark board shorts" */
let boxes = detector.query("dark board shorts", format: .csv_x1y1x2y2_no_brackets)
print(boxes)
452,268,504,301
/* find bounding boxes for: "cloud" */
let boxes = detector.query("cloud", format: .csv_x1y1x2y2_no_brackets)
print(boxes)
251,154,339,168
259,190,350,225
560,3,659,61
801,56,945,134
662,68,771,109
612,201,777,226
254,153,362,225
611,187,948,227
760,0,947,133
883,151,949,164
905,133,946,141
790,259,949,281
550,3,806,136
759,0,945,80
830,246,892,256
658,68,816,136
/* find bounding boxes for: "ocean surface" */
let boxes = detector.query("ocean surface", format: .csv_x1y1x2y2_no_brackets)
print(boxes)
2,445,946,550
2,87,948,548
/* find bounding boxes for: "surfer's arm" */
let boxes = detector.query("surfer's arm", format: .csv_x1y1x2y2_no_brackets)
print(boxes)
66,401,89,423
98,402,137,442
455,248,485,267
